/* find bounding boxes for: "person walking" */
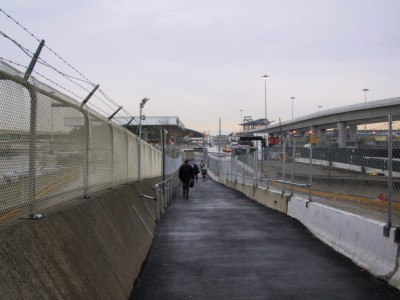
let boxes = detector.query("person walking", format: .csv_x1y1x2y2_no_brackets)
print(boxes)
179,159,194,198
193,164,200,182
201,164,208,181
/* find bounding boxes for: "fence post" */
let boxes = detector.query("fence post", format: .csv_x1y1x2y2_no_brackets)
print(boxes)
242,155,245,184
254,149,258,186
83,109,90,197
230,153,233,182
26,40,45,214
385,113,393,236
125,127,129,183
282,140,286,195
28,87,37,213
266,148,270,190
108,122,114,188
234,155,238,182
161,129,166,182
309,144,313,201
290,141,296,196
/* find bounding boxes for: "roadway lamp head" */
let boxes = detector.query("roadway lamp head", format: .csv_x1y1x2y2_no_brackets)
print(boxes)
140,97,150,108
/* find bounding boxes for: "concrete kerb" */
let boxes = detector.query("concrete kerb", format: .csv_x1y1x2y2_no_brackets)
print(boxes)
288,196,400,290
0,177,162,299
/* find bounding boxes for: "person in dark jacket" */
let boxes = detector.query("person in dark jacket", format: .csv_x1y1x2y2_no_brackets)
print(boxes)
179,159,194,198
193,164,200,182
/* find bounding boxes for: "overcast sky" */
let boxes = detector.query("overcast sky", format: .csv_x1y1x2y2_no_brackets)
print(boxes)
1,0,399,134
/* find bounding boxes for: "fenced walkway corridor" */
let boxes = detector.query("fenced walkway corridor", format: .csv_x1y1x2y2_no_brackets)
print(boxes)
130,179,399,299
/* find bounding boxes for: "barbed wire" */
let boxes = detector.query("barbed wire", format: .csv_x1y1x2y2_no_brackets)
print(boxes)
0,8,136,122
0,56,27,70
0,8,92,84
0,56,126,122
0,30,33,59
0,8,41,43
1,27,96,98
1,28,95,101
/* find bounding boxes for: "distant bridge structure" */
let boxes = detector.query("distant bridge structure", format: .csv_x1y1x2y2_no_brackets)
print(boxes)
238,97,400,148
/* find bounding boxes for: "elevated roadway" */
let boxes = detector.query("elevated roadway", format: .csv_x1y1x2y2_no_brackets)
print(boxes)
238,97,400,147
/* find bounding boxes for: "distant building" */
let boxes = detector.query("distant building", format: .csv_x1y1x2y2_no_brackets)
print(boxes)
239,117,269,131
116,116,188,144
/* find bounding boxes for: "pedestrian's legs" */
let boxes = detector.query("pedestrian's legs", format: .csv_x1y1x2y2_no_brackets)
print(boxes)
182,180,188,196
183,181,189,197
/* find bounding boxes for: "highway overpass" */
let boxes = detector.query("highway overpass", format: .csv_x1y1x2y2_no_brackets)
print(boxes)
238,97,400,148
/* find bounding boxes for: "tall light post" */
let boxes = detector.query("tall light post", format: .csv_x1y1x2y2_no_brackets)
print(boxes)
318,105,322,111
240,109,243,131
262,74,269,146
290,97,295,119
363,88,369,137
138,97,150,181
363,88,369,104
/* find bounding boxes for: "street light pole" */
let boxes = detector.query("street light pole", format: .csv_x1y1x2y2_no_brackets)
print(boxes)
262,74,269,147
138,97,150,181
290,97,295,119
363,88,369,137
363,88,369,103
240,109,243,131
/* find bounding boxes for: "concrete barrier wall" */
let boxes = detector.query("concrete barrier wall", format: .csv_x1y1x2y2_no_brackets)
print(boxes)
287,196,400,289
211,172,289,215
210,170,400,290
224,180,289,214
0,178,161,299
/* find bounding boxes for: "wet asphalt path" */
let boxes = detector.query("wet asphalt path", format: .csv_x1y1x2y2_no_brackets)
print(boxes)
130,179,399,300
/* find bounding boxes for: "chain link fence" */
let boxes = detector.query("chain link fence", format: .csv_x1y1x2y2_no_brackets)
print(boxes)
0,61,180,226
207,116,400,227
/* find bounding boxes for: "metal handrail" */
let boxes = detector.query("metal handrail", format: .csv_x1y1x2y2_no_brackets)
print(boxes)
223,173,310,188
153,174,177,222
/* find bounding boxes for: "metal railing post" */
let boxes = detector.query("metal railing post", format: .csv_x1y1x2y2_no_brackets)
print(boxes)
254,149,258,186
242,156,245,184
386,113,393,231
266,148,270,190
309,144,313,201
282,141,286,195
290,141,296,196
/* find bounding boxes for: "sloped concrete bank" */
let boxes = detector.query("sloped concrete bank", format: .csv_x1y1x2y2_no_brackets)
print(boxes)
0,178,161,300
209,171,400,291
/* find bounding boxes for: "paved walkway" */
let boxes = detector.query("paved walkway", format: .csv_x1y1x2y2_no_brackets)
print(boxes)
130,179,399,299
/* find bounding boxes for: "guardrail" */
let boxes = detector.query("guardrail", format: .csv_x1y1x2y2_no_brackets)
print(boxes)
153,174,179,222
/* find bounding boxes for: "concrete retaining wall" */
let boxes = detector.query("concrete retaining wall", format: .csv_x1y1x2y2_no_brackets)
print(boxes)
0,178,161,300
211,172,289,215
224,180,289,214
